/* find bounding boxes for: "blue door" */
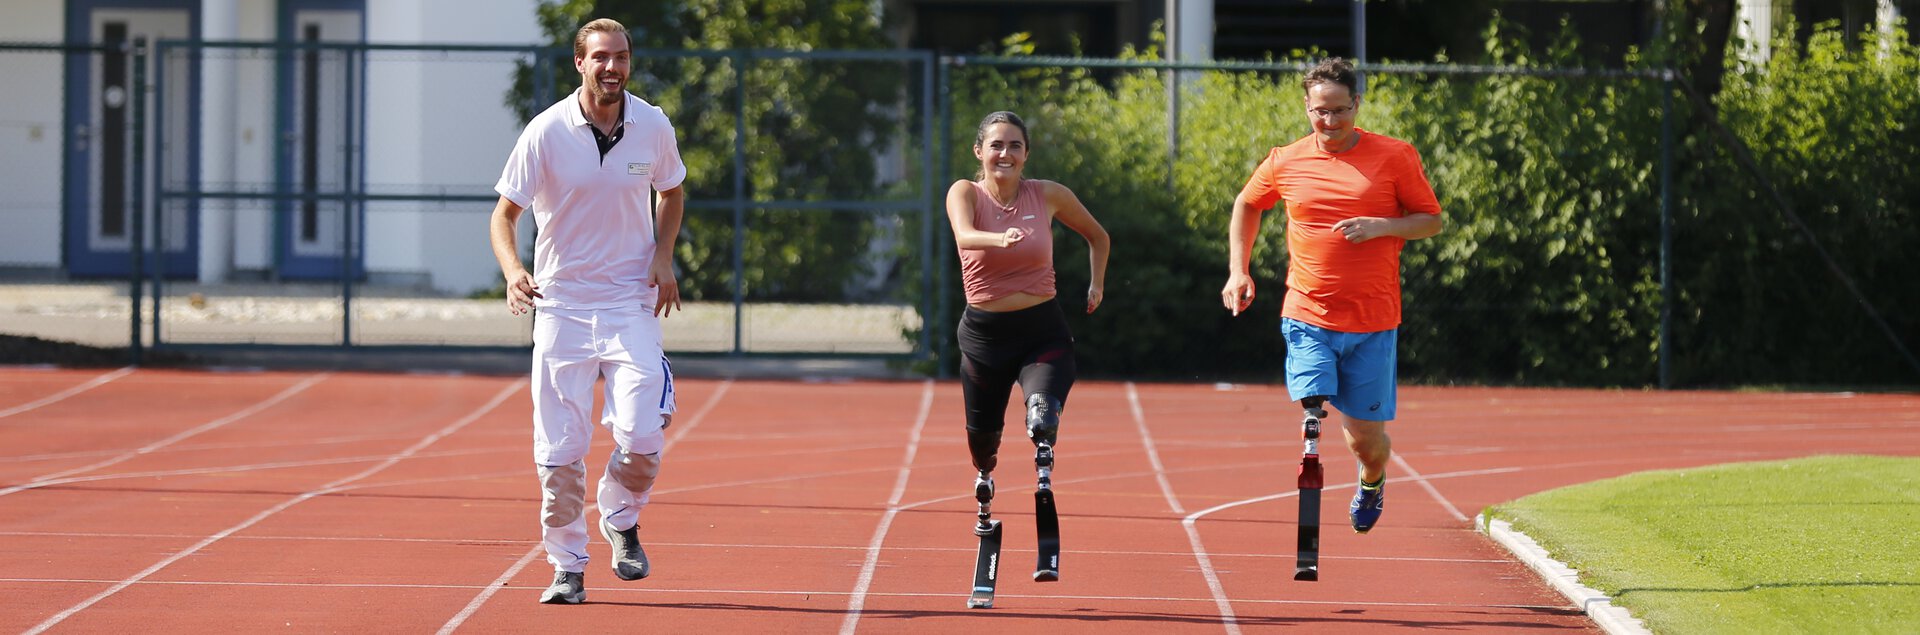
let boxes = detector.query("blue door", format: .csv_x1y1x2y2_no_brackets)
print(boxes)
62,0,198,278
273,1,365,280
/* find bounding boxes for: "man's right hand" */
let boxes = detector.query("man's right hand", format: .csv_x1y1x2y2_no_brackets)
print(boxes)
505,270,542,315
1221,273,1255,316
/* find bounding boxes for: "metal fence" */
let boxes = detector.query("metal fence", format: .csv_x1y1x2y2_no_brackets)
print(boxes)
929,55,1914,387
3,40,1912,386
0,42,157,355
0,40,940,362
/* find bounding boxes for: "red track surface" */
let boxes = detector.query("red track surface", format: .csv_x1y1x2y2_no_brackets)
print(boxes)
3,367,1917,633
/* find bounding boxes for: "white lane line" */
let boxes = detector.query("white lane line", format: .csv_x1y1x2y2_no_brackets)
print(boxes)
1130,383,1230,633
336,444,915,499
0,530,1511,563
0,367,135,420
324,469,529,494
654,465,900,498
0,576,1570,609
1394,453,1469,522
890,455,1290,514
0,374,329,497
1175,460,1530,635
11,446,515,491
1180,513,1242,635
882,459,1525,524
662,379,733,453
1126,382,1186,514
860,439,1296,635
668,441,913,465
0,430,442,464
437,546,545,635
839,379,933,635
23,378,525,635
1180,464,1526,522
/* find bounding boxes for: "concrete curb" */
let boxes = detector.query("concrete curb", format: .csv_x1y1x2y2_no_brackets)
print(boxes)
1476,512,1653,635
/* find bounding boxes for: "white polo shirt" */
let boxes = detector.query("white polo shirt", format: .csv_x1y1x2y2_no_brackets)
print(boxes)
496,89,687,310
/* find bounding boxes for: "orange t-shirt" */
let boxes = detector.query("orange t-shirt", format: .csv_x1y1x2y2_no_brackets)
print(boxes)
1238,129,1442,332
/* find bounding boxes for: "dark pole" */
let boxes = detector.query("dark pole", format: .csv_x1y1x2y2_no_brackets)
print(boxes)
936,57,955,379
730,51,747,355
919,52,936,364
1658,71,1674,389
1352,0,1367,93
129,39,147,365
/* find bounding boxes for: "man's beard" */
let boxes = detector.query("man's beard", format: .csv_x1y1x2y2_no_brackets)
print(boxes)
590,77,624,104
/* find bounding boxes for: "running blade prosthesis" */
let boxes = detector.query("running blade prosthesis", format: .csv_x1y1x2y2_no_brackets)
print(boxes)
969,474,1002,608
1295,407,1325,581
969,520,1003,608
1033,441,1060,582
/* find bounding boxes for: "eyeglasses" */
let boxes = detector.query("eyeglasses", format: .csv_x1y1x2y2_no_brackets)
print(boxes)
1307,105,1356,119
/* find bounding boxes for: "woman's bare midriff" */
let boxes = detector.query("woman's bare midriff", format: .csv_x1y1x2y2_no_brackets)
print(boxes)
969,291,1053,313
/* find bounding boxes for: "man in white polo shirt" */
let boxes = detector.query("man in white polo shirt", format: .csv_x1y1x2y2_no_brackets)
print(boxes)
487,17,687,605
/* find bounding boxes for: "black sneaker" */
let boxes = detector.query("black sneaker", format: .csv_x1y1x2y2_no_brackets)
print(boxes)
601,519,651,581
539,570,584,604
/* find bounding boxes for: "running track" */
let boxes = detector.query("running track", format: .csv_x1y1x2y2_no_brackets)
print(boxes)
2,367,1917,633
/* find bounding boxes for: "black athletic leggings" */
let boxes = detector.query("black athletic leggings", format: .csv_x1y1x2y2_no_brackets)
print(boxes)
957,298,1077,472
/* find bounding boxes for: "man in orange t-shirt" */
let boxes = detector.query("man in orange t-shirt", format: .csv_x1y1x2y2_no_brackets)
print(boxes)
1221,57,1443,535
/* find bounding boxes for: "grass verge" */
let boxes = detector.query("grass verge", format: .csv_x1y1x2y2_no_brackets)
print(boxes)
1488,455,1920,634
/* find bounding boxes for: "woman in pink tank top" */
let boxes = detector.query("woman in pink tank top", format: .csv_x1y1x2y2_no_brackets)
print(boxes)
944,111,1110,588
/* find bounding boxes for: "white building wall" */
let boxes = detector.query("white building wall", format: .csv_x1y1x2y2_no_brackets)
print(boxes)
1736,0,1780,65
1,0,538,292
364,0,541,294
197,0,237,282
228,0,278,274
362,0,429,287
0,4,62,48
1877,0,1899,57
0,3,68,268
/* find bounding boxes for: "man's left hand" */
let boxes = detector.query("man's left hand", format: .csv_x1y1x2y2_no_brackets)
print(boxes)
650,260,681,317
1333,217,1386,243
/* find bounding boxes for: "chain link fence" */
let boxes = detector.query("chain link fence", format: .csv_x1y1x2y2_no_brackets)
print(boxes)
3,40,1911,386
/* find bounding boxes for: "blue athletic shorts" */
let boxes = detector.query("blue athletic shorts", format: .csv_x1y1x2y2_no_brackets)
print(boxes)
1282,318,1398,421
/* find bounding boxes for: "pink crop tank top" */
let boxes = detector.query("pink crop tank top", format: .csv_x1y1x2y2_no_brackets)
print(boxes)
959,180,1055,305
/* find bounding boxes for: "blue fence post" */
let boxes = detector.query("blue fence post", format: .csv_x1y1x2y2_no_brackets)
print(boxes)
917,50,935,364
934,56,954,379
147,37,167,350
729,51,748,356
341,43,357,347
129,39,147,365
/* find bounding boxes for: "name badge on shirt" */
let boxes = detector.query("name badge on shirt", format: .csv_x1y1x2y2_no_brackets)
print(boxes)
1022,215,1036,220
628,162,651,176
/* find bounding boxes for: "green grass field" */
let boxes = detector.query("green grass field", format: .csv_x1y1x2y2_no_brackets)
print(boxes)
1488,455,1920,634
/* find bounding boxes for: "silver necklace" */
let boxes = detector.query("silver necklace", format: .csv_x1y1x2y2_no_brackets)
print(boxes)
986,180,1020,215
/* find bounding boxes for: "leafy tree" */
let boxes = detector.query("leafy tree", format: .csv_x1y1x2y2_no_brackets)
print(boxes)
1670,18,1920,385
499,4,1917,386
938,15,1917,387
1665,0,1737,102
508,0,908,302
935,21,1674,383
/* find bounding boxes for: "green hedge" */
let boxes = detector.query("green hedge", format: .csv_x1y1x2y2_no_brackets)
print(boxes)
1671,20,1920,387
927,19,1919,387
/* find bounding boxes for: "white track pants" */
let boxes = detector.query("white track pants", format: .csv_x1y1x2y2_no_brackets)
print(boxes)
531,305,676,572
